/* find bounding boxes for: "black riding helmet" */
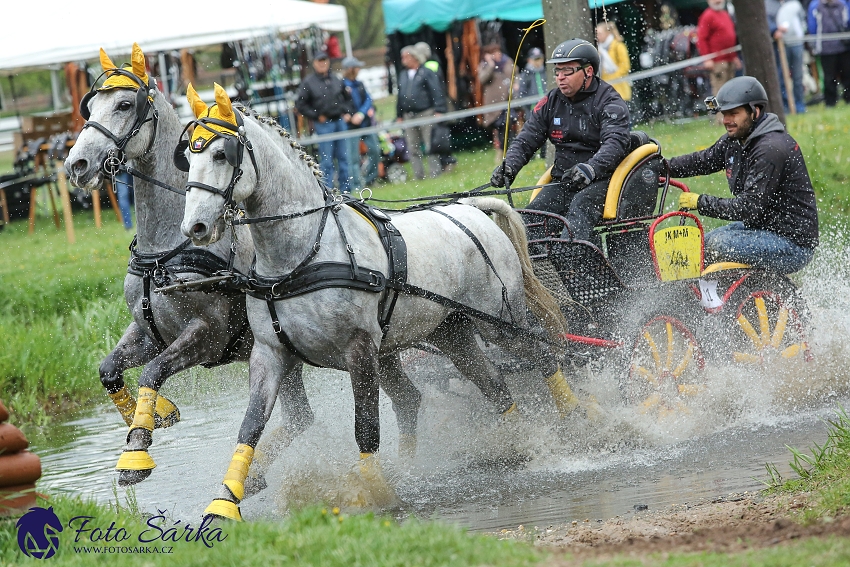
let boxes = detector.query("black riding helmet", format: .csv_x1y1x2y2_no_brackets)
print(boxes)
705,76,768,114
546,39,600,74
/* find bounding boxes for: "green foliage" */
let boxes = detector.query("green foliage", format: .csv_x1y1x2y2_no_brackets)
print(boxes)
335,0,385,50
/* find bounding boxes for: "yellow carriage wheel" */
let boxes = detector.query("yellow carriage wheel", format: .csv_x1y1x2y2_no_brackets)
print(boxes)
727,276,811,364
624,315,706,416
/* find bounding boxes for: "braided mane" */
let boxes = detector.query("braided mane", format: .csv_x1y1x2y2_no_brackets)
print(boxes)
234,104,324,180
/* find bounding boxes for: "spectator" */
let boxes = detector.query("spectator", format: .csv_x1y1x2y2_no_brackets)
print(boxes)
415,42,458,173
807,0,850,107
396,45,447,179
114,171,134,230
774,0,808,113
341,56,381,188
595,21,632,102
295,51,354,193
478,43,516,165
517,47,548,159
697,0,742,122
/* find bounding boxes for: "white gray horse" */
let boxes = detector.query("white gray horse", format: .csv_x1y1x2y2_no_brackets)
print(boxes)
64,44,311,492
178,84,578,520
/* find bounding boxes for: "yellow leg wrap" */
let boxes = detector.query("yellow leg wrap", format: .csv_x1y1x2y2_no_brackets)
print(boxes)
115,449,156,471
109,386,137,427
153,394,181,429
545,367,579,418
222,444,254,502
203,499,242,522
398,434,417,459
130,387,157,432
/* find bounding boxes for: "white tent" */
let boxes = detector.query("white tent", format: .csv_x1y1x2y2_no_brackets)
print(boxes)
0,0,349,72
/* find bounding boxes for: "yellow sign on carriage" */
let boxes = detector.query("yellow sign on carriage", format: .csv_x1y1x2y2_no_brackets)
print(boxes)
652,225,702,281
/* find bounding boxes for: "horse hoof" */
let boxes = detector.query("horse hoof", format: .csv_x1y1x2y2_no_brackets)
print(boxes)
154,395,181,429
243,475,267,499
204,499,242,522
117,468,153,486
116,450,156,486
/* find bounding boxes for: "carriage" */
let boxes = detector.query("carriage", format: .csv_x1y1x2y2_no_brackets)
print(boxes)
518,132,811,413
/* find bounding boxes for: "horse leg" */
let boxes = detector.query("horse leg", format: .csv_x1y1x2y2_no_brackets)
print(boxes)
100,322,181,428
244,363,313,498
346,330,397,507
205,341,296,521
377,352,421,458
428,312,517,416
116,317,219,486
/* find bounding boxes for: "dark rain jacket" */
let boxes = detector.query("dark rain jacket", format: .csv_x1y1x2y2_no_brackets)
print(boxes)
395,66,447,117
503,77,631,181
669,112,819,249
295,71,354,121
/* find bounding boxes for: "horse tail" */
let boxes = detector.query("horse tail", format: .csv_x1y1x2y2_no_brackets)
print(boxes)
459,197,567,341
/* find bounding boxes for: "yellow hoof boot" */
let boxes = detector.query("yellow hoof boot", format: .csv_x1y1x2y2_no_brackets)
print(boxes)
154,394,181,429
204,499,242,521
116,450,156,471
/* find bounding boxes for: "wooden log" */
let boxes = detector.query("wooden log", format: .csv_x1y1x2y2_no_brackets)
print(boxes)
0,400,8,423
0,451,42,487
0,423,28,454
0,483,37,517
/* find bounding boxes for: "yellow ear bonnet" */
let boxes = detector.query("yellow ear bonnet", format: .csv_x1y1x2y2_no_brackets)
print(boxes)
188,83,240,153
99,42,150,91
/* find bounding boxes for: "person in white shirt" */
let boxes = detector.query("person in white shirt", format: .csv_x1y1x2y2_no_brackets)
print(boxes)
774,0,808,112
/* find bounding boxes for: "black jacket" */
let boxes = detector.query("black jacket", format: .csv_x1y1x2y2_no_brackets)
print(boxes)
396,66,447,117
295,71,354,121
669,113,819,249
504,77,631,180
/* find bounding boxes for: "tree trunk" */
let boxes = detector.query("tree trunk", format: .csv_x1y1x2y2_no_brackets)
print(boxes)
733,0,786,124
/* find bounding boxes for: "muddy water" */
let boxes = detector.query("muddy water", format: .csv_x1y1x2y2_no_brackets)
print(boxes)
29,239,850,532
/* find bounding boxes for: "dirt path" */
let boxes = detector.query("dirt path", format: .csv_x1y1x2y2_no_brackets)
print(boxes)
495,491,850,565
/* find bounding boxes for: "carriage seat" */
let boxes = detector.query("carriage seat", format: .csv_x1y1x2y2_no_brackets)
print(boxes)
529,131,664,223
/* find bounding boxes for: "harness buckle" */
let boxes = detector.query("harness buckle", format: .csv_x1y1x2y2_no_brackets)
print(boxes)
385,222,395,233
368,272,382,286
141,297,150,310
272,320,282,334
346,244,354,254
313,242,321,253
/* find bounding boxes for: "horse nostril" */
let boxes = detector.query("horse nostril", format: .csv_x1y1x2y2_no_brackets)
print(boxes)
71,159,88,175
191,223,208,238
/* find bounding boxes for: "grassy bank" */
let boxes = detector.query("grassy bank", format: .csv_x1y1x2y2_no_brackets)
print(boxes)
1,105,848,424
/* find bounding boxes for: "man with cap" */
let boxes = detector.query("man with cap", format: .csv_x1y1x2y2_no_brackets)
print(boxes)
517,46,548,158
295,51,355,192
490,38,631,243
396,45,447,179
671,76,818,273
341,55,381,188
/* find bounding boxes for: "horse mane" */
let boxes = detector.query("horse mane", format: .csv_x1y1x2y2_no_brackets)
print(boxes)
234,103,324,181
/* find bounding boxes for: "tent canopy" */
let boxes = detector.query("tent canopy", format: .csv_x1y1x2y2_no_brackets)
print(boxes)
0,0,348,72
382,0,626,34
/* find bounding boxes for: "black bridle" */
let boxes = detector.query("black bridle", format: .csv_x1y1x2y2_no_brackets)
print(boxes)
80,67,159,177
173,110,260,210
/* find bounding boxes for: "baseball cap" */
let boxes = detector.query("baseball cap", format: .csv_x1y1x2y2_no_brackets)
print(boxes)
313,51,329,61
528,47,544,59
342,56,366,69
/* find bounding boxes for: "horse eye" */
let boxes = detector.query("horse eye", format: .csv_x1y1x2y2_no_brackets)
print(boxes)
212,149,227,162
118,101,133,111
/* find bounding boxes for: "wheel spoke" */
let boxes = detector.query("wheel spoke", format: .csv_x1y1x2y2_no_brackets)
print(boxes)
770,307,789,349
634,365,660,386
665,322,674,371
737,313,763,349
781,343,802,358
643,331,662,374
671,342,694,378
733,351,762,364
756,297,770,345
677,384,705,396
639,393,661,414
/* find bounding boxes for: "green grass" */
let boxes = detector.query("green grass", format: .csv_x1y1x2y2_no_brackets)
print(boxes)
1,105,848,424
0,494,541,567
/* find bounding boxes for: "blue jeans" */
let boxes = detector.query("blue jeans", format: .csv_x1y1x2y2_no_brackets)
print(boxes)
114,171,133,229
776,43,806,114
704,222,814,274
360,133,380,187
314,119,351,193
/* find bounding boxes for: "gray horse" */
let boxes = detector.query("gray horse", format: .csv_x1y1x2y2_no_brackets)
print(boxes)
178,84,577,520
63,44,311,491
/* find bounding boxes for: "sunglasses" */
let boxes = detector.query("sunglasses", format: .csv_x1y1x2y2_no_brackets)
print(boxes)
553,66,584,77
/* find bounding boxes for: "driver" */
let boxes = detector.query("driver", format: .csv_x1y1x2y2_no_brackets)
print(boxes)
671,76,818,274
490,38,631,242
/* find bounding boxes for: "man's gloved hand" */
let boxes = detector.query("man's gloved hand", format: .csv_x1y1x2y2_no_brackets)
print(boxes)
490,163,515,187
563,163,595,189
678,192,701,211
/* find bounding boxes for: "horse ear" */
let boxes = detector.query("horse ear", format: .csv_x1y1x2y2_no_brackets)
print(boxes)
213,83,236,125
186,83,207,119
131,43,149,84
100,48,117,72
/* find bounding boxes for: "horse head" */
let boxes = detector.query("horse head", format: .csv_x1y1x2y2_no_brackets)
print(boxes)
180,83,259,246
66,42,158,190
